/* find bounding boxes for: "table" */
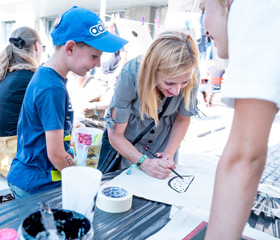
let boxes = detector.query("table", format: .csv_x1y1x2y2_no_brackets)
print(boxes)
0,170,171,239
1,168,278,239
0,175,10,196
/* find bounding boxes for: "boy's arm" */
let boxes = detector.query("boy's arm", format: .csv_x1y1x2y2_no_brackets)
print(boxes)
45,129,74,171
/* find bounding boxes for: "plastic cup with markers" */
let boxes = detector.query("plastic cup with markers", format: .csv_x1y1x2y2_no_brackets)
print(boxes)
72,127,103,168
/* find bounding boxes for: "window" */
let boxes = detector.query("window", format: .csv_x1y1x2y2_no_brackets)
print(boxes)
1,21,15,45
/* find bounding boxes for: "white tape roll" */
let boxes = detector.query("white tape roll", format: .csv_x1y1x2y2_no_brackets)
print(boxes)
96,186,133,213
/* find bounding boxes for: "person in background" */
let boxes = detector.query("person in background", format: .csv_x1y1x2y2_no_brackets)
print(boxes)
67,70,108,130
84,21,128,123
0,26,44,179
7,6,128,198
100,31,199,179
206,60,225,106
200,0,280,239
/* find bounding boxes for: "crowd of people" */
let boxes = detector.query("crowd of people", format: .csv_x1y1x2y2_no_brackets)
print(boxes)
0,2,279,239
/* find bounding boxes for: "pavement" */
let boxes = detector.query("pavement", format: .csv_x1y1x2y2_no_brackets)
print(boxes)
179,92,280,188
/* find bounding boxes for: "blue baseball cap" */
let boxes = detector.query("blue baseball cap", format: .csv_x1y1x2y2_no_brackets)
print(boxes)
51,6,128,53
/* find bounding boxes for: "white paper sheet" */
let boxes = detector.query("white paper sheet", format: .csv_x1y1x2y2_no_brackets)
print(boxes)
148,205,278,240
148,204,209,240
258,184,280,198
102,161,217,208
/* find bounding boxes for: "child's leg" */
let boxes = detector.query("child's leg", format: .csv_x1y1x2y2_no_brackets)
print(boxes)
7,182,31,199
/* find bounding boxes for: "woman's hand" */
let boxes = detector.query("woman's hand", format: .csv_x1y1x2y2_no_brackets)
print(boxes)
140,157,172,179
155,152,176,169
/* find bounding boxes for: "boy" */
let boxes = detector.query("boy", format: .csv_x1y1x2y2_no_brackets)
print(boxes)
7,6,128,198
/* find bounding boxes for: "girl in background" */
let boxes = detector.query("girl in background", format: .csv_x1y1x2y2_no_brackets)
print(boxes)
200,0,280,239
0,26,44,178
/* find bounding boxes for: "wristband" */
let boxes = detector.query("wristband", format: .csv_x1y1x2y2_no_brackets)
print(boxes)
69,147,75,157
93,107,98,116
126,155,147,175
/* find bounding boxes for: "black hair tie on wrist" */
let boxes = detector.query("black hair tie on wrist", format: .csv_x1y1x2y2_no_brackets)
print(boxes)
9,37,25,49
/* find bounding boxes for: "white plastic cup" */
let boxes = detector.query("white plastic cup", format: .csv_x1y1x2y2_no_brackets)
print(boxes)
62,166,102,221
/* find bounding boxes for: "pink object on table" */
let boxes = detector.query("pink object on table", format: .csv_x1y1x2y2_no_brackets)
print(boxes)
0,228,18,240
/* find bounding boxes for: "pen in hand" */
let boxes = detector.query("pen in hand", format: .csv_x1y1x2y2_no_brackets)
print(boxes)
145,147,184,180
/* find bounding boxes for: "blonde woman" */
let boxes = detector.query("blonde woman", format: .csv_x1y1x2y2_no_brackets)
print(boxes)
99,31,199,179
200,0,280,239
0,26,44,178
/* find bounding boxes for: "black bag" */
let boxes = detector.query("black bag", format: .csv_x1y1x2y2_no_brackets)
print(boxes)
97,97,173,174
98,128,122,173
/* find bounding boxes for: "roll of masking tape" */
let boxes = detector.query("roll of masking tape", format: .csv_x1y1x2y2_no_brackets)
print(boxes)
96,186,133,213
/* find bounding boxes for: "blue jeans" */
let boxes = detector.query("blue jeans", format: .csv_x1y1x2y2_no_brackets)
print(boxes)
8,182,31,199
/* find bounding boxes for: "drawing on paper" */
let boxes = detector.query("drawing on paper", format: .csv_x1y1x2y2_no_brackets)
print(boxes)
168,175,195,193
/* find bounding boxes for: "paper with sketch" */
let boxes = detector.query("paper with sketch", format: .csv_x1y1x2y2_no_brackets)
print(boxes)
102,162,217,207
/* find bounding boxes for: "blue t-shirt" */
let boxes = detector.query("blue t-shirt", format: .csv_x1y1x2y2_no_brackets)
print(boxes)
7,66,73,194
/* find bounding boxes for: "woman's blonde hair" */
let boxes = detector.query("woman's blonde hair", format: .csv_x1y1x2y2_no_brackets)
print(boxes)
0,26,41,80
138,30,198,123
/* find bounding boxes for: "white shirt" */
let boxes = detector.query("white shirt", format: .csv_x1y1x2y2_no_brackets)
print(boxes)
221,0,280,109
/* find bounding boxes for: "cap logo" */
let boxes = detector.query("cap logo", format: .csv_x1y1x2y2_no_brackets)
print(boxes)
54,14,62,28
89,21,107,36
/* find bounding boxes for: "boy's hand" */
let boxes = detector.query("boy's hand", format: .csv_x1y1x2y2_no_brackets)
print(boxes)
65,154,75,167
46,129,75,171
